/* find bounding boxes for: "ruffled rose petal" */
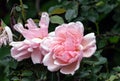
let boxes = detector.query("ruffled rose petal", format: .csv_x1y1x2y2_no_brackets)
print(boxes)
39,12,49,28
81,33,96,57
11,47,31,61
14,23,26,33
25,18,37,29
43,52,61,71
60,60,81,75
31,48,43,64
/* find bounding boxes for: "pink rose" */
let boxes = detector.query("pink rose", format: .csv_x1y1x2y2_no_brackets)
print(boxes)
10,12,50,64
41,22,96,75
0,26,13,47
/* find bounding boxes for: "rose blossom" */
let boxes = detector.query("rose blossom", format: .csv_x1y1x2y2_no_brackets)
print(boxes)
0,26,13,47
41,22,96,75
10,12,50,64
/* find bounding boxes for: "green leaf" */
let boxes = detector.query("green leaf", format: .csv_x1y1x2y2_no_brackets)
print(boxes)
93,66,102,73
94,57,107,65
87,10,99,22
109,36,119,44
1,20,7,27
0,46,10,59
65,9,77,21
21,78,30,81
109,75,117,81
23,4,28,9
80,71,90,78
49,7,66,15
95,1,104,7
64,1,78,21
50,15,64,24
15,6,21,12
113,66,120,72
11,76,19,81
22,70,33,77
97,39,107,49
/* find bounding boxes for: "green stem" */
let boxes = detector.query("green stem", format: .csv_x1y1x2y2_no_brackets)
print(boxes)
95,22,100,35
20,0,26,21
106,61,109,74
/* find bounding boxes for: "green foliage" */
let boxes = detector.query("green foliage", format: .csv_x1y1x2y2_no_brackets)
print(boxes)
0,0,120,81
50,15,64,24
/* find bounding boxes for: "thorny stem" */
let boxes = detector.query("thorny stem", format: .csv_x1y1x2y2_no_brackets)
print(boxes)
20,0,26,21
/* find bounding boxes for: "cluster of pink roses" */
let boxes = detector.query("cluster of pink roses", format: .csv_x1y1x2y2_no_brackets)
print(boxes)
10,12,96,75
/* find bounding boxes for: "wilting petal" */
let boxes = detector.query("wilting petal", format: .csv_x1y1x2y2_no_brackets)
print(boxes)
4,26,13,42
81,33,96,57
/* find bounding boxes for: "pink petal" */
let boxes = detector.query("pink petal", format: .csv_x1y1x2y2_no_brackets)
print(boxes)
31,48,43,64
64,36,75,51
25,18,37,29
60,59,81,75
81,33,96,57
55,24,67,38
14,23,26,33
10,41,32,61
5,26,13,42
43,52,61,71
11,47,31,61
55,22,84,42
39,12,49,28
60,52,83,75
40,37,54,55
22,29,40,39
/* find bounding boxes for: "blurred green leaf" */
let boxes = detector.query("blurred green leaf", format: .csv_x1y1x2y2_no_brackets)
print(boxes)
113,66,120,72
23,4,28,9
93,66,102,73
15,6,21,12
49,6,66,15
0,46,10,59
50,15,64,24
1,20,7,27
95,1,104,7
22,70,33,77
97,39,107,49
21,78,30,81
11,76,19,81
65,9,77,21
87,10,99,22
108,75,117,81
109,36,119,44
80,71,90,78
95,57,107,65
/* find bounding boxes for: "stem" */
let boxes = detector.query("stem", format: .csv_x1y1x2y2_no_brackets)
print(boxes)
57,72,60,81
51,72,53,81
95,22,100,35
106,61,109,73
20,0,26,21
